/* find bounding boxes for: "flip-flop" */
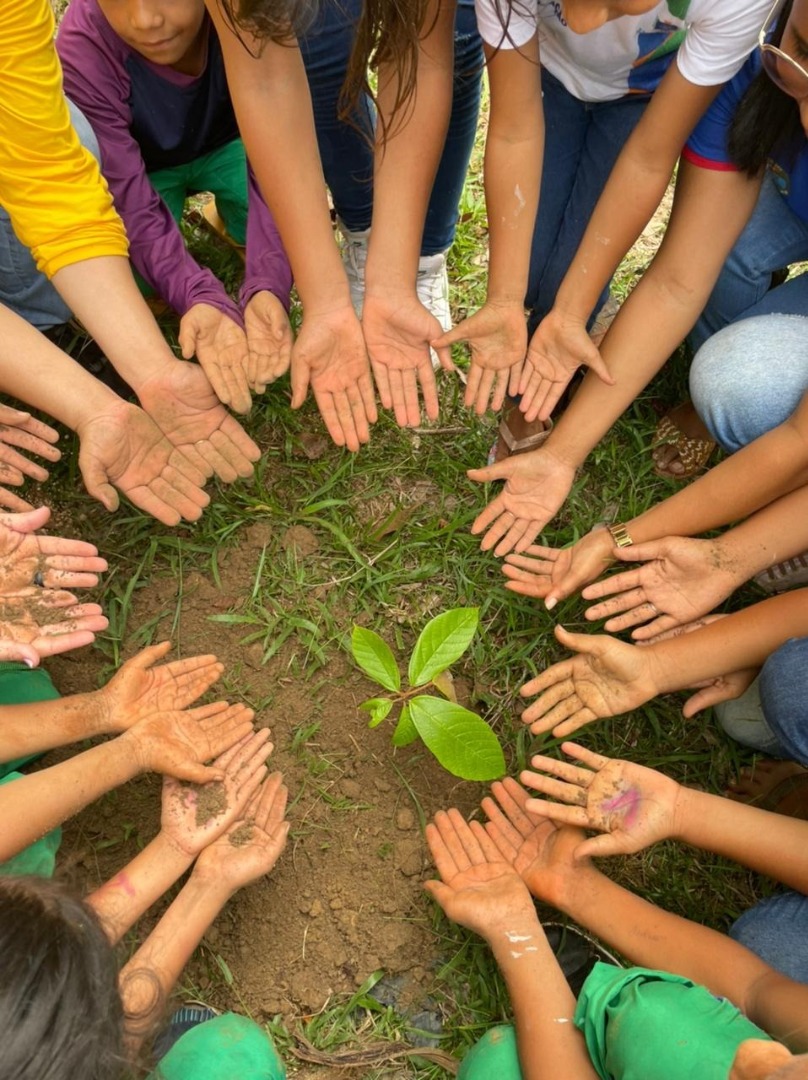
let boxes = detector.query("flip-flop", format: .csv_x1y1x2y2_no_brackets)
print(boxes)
488,401,553,465
727,759,808,820
754,552,808,594
652,412,716,480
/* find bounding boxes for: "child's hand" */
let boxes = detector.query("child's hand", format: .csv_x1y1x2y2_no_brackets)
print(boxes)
0,504,107,592
192,770,290,892
581,536,739,640
97,641,223,735
243,291,293,392
481,777,587,910
0,404,62,510
520,624,660,738
122,700,255,784
0,593,107,664
521,742,683,858
503,525,615,608
160,728,274,858
179,303,253,415
424,808,538,941
430,301,526,416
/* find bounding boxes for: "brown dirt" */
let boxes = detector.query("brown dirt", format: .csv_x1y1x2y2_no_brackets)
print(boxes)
47,520,485,1058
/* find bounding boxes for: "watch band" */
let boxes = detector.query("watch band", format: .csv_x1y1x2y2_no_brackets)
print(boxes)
607,523,634,548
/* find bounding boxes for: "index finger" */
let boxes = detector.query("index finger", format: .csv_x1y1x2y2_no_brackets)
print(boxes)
582,568,641,601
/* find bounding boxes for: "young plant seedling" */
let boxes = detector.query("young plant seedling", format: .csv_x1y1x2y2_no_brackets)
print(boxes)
350,608,505,782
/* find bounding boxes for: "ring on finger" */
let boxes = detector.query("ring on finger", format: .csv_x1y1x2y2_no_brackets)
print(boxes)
32,570,45,587
647,601,659,615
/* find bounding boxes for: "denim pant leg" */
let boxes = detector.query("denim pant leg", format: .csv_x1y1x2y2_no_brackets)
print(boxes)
300,0,374,233
690,308,808,451
758,637,808,766
690,171,808,352
422,0,484,254
301,0,483,251
526,74,648,333
730,891,808,983
0,99,100,330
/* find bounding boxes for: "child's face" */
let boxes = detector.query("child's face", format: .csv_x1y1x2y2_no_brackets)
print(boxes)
96,0,207,66
729,1040,808,1080
561,0,660,34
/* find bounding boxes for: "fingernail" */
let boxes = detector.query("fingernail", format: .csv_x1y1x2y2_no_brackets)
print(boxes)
23,658,35,668
545,597,557,611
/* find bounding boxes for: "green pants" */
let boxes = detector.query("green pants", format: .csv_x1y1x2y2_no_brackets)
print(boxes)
458,1025,520,1080
150,138,248,242
151,1014,285,1079
0,662,63,877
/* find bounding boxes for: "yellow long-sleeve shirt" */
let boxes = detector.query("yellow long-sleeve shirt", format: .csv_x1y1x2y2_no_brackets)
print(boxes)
0,0,127,278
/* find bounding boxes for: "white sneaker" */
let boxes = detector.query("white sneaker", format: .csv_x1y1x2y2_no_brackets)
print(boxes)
416,251,451,370
338,220,370,317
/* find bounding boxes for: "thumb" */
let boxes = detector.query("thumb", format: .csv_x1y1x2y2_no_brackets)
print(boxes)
431,322,467,350
0,641,40,667
178,316,198,360
614,540,664,564
682,685,724,717
467,457,517,484
554,624,604,658
0,505,51,533
574,833,626,860
169,761,226,785
289,356,310,410
423,878,453,912
586,347,616,387
79,452,120,513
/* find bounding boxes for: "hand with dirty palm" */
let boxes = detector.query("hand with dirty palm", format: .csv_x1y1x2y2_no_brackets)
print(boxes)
0,403,62,511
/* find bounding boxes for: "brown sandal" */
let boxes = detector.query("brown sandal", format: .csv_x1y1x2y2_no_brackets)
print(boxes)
489,402,553,464
652,410,716,479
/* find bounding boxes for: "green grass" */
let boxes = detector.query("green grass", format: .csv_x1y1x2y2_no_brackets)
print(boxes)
36,83,771,1078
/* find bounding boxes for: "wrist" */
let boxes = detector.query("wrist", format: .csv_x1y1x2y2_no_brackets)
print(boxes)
154,829,199,872
188,859,237,902
670,784,702,844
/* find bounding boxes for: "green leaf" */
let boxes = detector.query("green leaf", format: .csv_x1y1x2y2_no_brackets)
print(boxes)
392,704,418,747
409,695,505,781
360,697,394,728
408,608,479,687
351,626,401,692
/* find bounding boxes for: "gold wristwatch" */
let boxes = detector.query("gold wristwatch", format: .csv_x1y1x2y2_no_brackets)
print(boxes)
607,523,633,548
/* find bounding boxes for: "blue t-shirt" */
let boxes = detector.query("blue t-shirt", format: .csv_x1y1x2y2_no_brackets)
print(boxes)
684,51,808,222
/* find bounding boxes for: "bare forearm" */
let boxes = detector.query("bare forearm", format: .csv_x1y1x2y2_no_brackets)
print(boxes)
0,690,103,760
51,257,178,389
646,591,808,691
707,485,808,588
675,787,808,895
87,832,193,943
0,738,138,862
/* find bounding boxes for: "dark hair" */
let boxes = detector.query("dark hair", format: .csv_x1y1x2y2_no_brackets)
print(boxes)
217,0,319,45
0,877,128,1080
728,0,803,176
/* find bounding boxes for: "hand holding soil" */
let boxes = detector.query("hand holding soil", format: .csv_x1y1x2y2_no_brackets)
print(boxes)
520,624,661,738
121,699,255,785
0,592,107,663
161,728,275,858
424,808,539,942
0,504,108,591
481,776,590,909
521,742,683,858
97,641,223,735
581,536,740,639
193,770,290,894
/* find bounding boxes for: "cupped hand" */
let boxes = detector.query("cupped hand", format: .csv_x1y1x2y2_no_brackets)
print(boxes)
519,308,614,423
161,727,274,857
581,537,739,640
193,769,290,892
520,624,659,738
0,505,107,591
481,777,588,910
98,641,223,734
123,699,255,784
468,445,577,556
362,290,447,427
291,304,377,451
520,742,683,859
503,526,615,608
179,303,252,415
137,361,261,483
243,291,293,392
0,594,107,663
424,807,537,939
431,301,526,416
0,404,61,504
77,401,211,526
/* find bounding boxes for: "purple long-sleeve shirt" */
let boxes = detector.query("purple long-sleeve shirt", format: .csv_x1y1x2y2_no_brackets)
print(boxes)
56,0,292,321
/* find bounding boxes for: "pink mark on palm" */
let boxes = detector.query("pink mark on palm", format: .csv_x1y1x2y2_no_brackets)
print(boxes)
600,786,640,828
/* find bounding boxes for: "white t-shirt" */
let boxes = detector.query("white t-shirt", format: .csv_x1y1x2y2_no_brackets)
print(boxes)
474,0,770,101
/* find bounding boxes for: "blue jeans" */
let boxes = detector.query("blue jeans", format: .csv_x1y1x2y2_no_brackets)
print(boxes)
300,0,483,254
0,99,99,330
525,70,648,333
690,171,808,353
731,890,808,984
690,312,808,452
